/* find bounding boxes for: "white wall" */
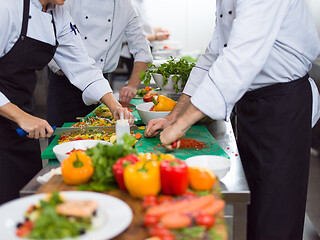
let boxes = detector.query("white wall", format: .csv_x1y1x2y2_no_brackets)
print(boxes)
145,0,216,53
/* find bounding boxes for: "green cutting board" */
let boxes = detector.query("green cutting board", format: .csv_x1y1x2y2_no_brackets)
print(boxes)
41,124,228,160
135,125,229,160
41,122,74,160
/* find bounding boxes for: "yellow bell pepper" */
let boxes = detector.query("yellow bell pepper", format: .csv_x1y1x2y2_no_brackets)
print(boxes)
152,95,176,111
61,150,94,185
188,166,216,191
123,160,161,199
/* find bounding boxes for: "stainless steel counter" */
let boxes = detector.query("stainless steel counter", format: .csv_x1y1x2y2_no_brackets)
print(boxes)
20,120,250,240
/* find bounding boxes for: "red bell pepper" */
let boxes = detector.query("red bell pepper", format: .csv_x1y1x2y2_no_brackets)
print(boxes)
160,159,188,195
143,91,158,102
112,154,140,191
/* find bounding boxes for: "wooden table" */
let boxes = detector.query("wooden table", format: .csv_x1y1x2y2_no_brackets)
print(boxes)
37,175,228,240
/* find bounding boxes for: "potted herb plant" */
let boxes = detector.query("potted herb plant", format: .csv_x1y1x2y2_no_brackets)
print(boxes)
140,57,195,93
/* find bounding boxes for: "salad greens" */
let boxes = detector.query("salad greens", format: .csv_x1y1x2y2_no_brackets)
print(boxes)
140,57,195,93
78,133,136,192
27,191,91,239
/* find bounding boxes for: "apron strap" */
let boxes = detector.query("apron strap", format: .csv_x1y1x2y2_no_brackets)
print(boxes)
21,0,30,37
51,12,59,47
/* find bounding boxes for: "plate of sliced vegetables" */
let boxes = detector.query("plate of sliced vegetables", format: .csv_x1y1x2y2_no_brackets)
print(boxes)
0,191,133,240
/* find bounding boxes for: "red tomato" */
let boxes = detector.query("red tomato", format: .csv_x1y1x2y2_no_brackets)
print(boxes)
182,191,197,198
149,225,175,239
143,214,159,227
196,214,216,229
143,195,157,202
142,195,158,210
16,220,34,237
171,141,178,149
142,200,158,210
157,195,173,204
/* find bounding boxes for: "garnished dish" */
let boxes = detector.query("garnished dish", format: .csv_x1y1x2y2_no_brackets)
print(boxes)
0,191,133,240
16,191,98,239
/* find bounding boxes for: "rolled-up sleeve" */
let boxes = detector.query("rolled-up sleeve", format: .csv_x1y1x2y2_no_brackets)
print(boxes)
190,0,289,120
52,7,112,105
125,5,153,64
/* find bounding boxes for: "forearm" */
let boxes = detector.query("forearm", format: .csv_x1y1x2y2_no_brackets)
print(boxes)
0,102,28,124
100,93,122,113
175,103,205,132
165,94,192,124
127,62,148,89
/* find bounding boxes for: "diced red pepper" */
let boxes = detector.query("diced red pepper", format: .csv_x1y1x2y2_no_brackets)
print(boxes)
160,159,188,195
112,154,140,191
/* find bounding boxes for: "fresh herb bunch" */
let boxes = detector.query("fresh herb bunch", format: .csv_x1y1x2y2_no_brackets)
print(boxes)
140,57,195,93
78,134,137,192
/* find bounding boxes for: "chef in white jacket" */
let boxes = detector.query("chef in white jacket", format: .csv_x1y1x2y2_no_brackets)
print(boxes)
0,0,133,205
145,0,320,239
47,0,152,128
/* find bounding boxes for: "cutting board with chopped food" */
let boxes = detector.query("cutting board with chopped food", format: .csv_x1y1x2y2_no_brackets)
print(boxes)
135,125,229,160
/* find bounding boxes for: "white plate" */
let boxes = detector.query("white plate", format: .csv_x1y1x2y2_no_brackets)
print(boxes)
0,191,133,240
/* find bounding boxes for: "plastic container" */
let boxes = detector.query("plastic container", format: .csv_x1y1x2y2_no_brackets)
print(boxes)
116,113,130,144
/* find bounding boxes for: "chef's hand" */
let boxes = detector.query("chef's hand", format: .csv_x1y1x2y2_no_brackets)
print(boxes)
119,86,137,103
112,107,135,126
160,122,188,151
155,32,170,41
18,114,54,139
144,117,171,138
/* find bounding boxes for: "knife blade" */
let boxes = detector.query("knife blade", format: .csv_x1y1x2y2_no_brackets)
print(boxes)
16,125,139,136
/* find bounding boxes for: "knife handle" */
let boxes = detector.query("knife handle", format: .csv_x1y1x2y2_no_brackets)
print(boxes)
16,126,56,136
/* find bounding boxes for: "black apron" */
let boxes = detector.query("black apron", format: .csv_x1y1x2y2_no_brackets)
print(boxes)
0,0,58,204
46,70,99,128
236,74,312,240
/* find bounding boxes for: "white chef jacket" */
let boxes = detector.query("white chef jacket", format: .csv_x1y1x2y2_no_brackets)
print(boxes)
0,0,112,107
184,0,320,126
49,0,152,74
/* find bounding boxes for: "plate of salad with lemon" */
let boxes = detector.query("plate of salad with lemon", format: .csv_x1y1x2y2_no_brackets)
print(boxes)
0,191,132,240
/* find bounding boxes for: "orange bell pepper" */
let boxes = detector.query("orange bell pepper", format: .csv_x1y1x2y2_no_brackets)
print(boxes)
152,95,176,111
61,150,94,185
188,166,216,191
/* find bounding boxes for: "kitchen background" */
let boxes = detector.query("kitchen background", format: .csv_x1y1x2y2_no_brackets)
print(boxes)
34,0,320,239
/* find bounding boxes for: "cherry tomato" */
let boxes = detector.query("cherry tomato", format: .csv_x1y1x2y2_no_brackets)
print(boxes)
149,225,175,239
196,214,216,229
157,195,173,204
182,191,197,198
171,141,178,149
142,195,158,210
143,214,159,227
16,220,34,237
142,200,157,210
143,195,157,202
